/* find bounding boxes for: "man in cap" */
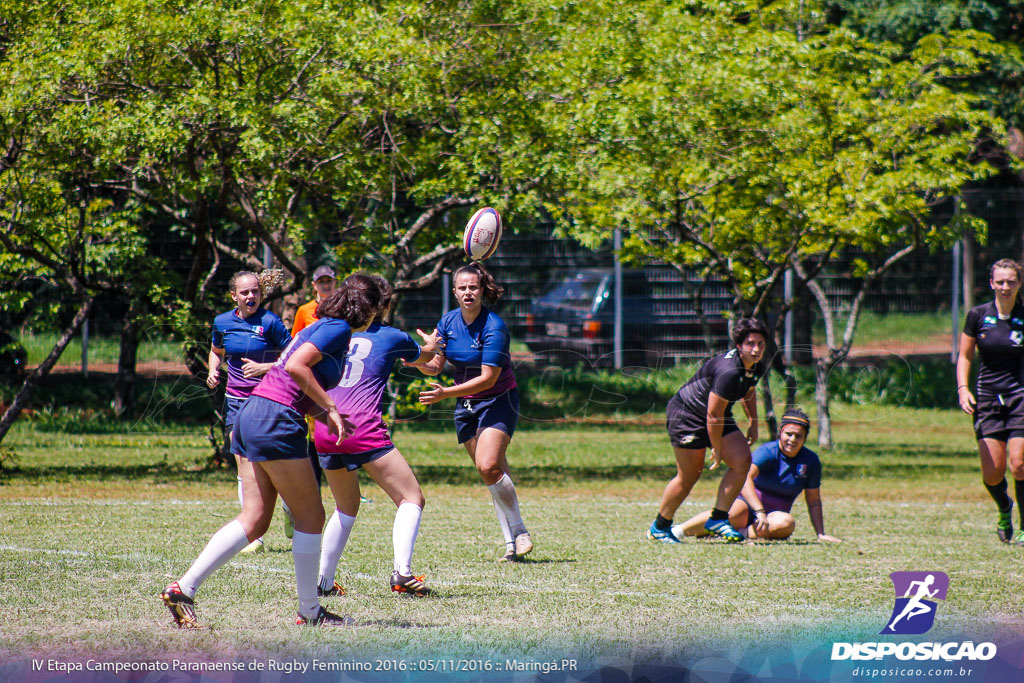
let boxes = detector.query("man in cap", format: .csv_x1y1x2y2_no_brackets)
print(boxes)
292,264,337,335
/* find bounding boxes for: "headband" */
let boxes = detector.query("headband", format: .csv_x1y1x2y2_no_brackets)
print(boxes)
780,414,810,431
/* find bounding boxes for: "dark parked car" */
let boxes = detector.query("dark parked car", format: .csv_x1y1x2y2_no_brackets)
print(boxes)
0,332,28,381
523,268,730,367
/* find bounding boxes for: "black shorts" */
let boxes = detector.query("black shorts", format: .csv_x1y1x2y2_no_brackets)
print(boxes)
974,392,1024,441
666,396,739,450
454,389,519,444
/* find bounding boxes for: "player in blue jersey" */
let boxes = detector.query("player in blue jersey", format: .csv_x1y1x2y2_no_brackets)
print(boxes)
673,409,841,542
162,276,381,629
957,258,1024,545
648,318,768,544
314,276,439,597
407,262,533,562
206,270,291,554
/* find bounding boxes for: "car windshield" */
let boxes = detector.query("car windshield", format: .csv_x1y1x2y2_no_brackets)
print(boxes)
537,276,603,308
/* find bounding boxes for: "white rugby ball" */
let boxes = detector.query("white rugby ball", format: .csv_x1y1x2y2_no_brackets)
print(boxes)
463,207,502,260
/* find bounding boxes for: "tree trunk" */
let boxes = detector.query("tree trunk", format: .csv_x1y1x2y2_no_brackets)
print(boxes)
0,296,95,444
760,377,777,441
113,301,141,417
963,234,975,312
814,359,833,449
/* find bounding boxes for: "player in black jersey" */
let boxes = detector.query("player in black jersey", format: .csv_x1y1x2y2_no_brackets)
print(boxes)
648,318,769,543
957,258,1024,545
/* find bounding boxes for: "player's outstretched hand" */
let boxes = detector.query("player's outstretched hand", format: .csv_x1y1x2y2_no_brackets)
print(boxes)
415,328,440,354
419,382,447,405
817,533,842,543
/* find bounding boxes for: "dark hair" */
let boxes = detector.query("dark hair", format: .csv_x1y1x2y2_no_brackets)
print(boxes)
990,258,1022,281
780,408,811,435
731,317,768,347
370,274,393,324
453,262,504,305
316,273,381,329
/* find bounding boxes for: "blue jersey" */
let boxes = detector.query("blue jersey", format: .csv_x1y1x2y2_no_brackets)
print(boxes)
751,440,822,512
436,307,516,399
211,308,291,398
253,317,352,415
315,323,420,453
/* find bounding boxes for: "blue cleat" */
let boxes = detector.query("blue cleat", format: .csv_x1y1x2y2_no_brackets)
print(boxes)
704,518,744,542
647,521,682,544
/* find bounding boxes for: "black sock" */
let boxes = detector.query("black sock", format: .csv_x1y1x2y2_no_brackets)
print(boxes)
1016,479,1024,526
984,478,1012,512
710,508,729,521
654,514,672,530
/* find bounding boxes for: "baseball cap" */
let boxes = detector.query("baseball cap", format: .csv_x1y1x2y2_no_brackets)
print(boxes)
312,265,336,282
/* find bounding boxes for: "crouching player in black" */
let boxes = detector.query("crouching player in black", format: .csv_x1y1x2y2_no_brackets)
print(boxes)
957,258,1024,545
647,318,768,544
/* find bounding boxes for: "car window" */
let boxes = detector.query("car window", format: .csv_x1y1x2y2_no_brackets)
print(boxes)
538,277,603,307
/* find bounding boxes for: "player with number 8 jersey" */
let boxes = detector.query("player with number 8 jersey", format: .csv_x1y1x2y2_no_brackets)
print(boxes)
313,275,440,596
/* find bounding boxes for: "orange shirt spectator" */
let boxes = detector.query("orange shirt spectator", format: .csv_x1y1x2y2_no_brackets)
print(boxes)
292,265,337,336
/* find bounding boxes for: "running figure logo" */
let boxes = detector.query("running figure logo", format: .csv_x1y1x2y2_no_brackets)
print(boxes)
881,571,949,635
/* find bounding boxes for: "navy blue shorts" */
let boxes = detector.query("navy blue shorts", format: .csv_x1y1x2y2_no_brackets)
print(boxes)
454,389,519,444
231,395,309,462
319,445,395,472
223,395,247,432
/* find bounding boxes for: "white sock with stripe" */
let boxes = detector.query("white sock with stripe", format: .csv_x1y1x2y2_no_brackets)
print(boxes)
392,503,422,575
292,530,322,618
318,509,356,588
178,519,250,598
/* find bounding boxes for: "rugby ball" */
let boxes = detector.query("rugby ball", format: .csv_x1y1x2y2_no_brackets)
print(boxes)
463,207,502,260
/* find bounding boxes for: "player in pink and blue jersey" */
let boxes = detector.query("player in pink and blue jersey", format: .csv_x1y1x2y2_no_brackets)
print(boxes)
206,270,292,554
313,276,438,597
162,276,381,629
407,262,533,562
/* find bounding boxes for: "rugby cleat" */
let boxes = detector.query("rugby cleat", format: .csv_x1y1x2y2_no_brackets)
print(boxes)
704,518,744,543
317,577,346,597
239,538,265,554
296,606,355,627
997,502,1014,543
647,521,682,544
390,571,431,596
161,582,200,629
1012,530,1024,547
514,532,534,558
498,542,518,562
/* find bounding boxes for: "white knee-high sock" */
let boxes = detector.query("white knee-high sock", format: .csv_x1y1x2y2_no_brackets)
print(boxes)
492,499,513,544
236,476,244,507
318,509,356,583
392,503,422,575
292,530,321,617
178,520,250,598
488,473,526,539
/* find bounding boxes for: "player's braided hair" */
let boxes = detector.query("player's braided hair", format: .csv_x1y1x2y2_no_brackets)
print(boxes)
453,262,504,305
369,275,393,324
316,273,381,329
228,268,285,299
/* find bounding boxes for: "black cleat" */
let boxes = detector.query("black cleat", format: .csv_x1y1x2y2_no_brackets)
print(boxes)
161,582,200,629
296,606,355,627
390,571,431,596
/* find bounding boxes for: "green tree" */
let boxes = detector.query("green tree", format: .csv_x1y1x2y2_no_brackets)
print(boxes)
550,0,1002,446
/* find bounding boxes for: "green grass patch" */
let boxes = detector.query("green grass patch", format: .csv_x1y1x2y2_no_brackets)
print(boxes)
0,403,1017,670
813,310,959,347
17,330,185,367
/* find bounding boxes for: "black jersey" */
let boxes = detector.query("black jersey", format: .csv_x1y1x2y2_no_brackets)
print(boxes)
673,349,764,420
963,301,1024,399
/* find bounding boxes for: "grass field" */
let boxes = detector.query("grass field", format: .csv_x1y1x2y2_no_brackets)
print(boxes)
2,400,1022,677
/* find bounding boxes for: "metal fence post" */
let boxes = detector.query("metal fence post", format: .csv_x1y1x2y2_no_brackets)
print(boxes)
613,228,623,369
952,239,961,364
81,318,89,377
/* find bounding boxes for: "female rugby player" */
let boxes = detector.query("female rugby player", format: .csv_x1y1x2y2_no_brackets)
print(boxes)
407,263,533,562
957,258,1024,545
648,318,769,544
314,276,438,596
162,276,381,627
674,409,841,542
207,270,291,554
